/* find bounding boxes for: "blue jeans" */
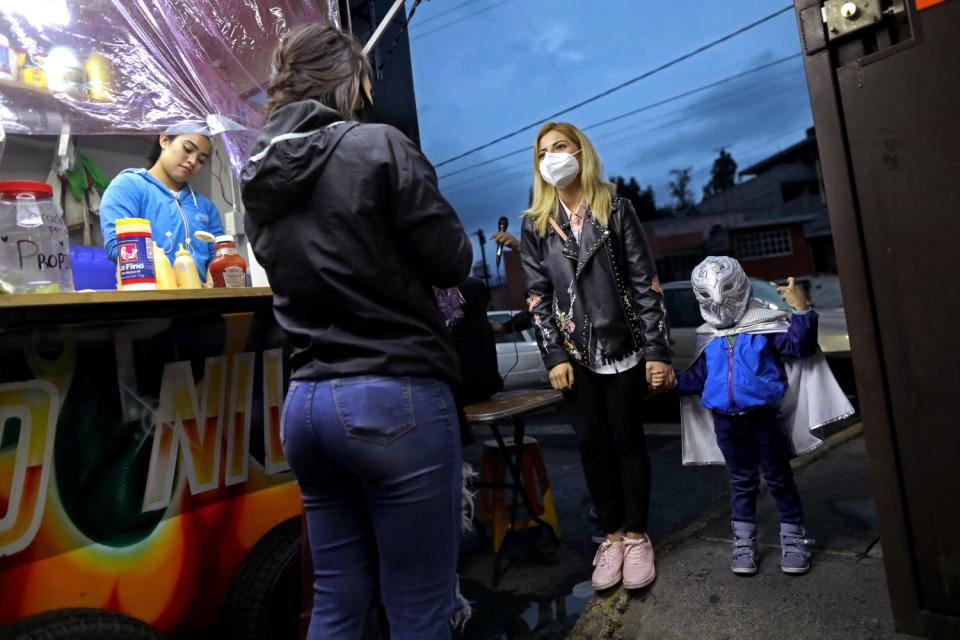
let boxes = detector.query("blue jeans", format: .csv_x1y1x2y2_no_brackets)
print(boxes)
712,408,804,525
281,376,462,640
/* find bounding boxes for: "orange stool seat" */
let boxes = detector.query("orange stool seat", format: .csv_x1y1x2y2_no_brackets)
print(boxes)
476,436,561,553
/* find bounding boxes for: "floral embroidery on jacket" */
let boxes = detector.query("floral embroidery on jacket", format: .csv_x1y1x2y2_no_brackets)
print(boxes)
526,293,542,312
552,281,582,360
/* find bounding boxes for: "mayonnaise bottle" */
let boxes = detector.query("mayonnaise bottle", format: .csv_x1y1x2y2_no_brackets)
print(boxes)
153,242,177,290
115,218,156,291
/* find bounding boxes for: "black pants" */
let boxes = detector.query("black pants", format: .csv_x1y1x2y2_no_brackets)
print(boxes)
564,362,651,534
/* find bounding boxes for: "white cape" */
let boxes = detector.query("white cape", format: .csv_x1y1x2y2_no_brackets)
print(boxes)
680,318,856,466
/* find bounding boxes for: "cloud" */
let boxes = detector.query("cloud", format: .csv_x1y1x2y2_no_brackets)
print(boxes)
598,52,813,198
530,23,586,63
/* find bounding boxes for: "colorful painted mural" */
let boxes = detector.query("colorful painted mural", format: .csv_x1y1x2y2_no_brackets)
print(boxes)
0,310,300,635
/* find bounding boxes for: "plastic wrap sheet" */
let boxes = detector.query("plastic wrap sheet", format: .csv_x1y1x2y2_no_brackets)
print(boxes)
0,0,340,173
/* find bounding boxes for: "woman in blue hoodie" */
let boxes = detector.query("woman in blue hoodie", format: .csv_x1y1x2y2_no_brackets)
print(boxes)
99,122,225,280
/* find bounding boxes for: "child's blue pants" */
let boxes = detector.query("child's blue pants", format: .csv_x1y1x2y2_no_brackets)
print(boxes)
713,407,804,525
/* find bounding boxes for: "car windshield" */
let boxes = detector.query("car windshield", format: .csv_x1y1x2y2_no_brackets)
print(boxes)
750,279,792,312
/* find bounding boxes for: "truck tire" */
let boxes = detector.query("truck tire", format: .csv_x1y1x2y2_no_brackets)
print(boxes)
0,608,166,640
219,516,302,640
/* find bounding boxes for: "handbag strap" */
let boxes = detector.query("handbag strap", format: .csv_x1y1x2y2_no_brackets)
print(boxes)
548,216,569,242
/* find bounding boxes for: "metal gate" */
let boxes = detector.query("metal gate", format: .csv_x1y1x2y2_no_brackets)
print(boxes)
795,1,960,637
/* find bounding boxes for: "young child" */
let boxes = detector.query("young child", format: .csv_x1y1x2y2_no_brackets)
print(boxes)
660,256,853,576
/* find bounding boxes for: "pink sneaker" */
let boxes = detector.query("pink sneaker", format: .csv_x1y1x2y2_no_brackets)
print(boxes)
622,536,656,589
591,539,624,590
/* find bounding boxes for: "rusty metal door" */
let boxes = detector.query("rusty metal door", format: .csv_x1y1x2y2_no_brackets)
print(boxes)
795,1,960,637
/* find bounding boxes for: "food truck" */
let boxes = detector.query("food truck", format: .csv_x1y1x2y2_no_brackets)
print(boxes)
0,1,420,637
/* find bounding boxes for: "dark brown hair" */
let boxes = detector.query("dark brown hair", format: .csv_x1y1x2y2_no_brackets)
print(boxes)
265,23,371,118
147,135,176,166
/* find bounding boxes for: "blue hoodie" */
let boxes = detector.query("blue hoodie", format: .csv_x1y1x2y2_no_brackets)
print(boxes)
100,168,224,279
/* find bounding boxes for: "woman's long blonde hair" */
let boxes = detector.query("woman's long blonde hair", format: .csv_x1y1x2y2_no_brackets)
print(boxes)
524,122,615,237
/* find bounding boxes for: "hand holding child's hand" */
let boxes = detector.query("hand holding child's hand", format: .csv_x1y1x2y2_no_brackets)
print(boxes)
651,371,667,389
646,361,675,391
776,277,808,311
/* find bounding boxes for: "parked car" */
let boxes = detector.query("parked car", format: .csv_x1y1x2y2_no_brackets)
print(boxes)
661,277,852,372
487,310,551,390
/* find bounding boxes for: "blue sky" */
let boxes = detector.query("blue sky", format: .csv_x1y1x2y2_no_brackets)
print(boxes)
405,0,813,270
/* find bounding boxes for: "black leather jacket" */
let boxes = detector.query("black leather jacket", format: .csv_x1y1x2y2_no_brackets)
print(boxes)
521,197,671,370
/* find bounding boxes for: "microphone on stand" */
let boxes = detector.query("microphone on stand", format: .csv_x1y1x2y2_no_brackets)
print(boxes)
495,216,509,267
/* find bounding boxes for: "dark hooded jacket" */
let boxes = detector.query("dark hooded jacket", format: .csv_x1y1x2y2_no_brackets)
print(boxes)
241,101,473,382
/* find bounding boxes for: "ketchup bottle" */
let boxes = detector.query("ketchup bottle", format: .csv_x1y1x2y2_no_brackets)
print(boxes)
208,235,248,288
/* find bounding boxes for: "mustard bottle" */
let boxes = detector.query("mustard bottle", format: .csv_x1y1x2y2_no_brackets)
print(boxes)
153,242,177,290
173,243,203,289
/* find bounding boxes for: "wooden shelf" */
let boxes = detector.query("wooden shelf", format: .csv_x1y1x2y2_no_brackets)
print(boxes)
0,287,272,309
0,287,275,329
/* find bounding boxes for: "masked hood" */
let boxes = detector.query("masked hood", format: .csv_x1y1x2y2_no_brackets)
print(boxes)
241,100,355,227
691,256,751,328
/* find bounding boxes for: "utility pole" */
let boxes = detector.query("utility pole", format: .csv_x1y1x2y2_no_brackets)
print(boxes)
474,229,490,287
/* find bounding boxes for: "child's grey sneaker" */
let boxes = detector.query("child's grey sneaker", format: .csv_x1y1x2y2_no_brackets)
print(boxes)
780,522,815,575
731,521,758,575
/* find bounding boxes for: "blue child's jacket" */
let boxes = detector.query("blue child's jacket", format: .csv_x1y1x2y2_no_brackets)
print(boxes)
677,311,819,414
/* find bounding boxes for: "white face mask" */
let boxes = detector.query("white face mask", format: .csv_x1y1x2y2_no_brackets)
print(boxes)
539,149,581,188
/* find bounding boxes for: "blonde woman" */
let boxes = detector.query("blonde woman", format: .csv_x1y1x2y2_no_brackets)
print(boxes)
521,122,674,591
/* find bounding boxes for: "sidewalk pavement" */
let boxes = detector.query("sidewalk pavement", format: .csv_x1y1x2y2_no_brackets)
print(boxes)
571,424,922,640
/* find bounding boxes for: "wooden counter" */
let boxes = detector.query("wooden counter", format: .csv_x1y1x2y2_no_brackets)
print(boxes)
0,288,275,329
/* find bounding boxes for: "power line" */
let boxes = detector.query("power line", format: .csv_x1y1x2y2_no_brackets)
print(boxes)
412,0,494,27
433,4,794,168
374,0,427,73
440,72,807,199
440,74,806,197
410,0,512,41
436,53,802,180
589,73,805,152
440,70,805,195
732,125,812,168
448,123,815,215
